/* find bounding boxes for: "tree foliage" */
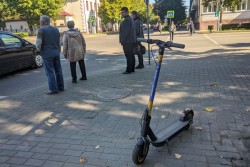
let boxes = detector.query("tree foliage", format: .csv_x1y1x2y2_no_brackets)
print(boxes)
0,0,18,20
98,0,148,24
153,0,186,23
6,0,64,26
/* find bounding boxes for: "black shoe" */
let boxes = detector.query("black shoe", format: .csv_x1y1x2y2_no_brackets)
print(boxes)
122,71,132,74
135,65,144,69
80,77,87,80
59,88,64,91
46,92,58,95
72,80,77,83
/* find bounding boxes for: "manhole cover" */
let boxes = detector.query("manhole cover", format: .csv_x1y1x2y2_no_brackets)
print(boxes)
97,88,131,100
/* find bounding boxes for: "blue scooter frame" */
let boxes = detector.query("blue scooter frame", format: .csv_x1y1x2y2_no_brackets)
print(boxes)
132,38,194,165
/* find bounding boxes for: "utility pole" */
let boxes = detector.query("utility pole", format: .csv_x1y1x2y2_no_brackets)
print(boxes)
145,0,150,65
219,0,224,31
216,0,219,31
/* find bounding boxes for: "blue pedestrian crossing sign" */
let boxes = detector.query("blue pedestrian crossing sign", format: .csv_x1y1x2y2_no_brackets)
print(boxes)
167,10,174,18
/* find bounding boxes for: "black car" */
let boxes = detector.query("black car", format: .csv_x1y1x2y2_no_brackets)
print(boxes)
0,30,43,76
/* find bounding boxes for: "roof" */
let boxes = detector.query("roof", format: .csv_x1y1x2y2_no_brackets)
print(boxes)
60,11,72,17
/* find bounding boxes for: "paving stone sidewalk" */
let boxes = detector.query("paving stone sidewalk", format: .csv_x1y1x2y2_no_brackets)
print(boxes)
0,47,250,167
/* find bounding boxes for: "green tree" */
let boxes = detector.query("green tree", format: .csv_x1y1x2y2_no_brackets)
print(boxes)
153,0,186,24
98,0,151,30
9,0,64,27
0,0,18,21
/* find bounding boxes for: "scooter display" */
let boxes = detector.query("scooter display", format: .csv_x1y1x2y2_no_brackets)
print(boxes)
132,38,194,165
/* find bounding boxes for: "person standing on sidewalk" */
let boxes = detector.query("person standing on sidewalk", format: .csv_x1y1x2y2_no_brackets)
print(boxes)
35,15,64,95
131,10,144,69
119,7,136,74
169,21,176,41
63,21,87,83
158,22,162,34
188,18,194,36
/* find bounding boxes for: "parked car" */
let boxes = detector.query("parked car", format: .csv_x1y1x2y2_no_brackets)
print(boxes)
0,30,43,76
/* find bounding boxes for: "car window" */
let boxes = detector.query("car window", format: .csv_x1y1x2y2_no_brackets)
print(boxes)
0,34,22,48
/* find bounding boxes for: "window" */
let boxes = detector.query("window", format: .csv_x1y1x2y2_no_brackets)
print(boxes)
237,0,247,10
86,1,89,11
203,1,217,13
94,2,97,12
0,34,22,47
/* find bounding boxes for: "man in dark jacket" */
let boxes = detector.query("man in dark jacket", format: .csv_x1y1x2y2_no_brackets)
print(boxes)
131,10,144,69
35,15,64,95
119,7,136,74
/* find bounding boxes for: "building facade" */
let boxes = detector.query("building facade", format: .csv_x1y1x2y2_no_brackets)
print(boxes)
57,0,101,33
190,0,250,30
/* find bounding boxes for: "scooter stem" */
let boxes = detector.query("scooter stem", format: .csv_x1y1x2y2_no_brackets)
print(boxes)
147,47,165,116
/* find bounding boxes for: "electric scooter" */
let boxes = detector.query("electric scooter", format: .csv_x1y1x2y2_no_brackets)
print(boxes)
132,38,194,165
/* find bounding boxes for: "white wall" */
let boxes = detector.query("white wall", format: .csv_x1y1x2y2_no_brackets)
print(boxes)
5,21,29,32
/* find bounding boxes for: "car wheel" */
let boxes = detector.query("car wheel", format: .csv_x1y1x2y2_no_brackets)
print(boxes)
34,53,43,68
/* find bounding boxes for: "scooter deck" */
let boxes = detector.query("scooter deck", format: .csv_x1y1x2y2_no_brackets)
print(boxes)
151,120,189,147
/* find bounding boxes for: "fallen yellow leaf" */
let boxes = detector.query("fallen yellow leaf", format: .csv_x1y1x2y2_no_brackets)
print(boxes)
80,156,87,164
95,145,100,149
195,126,203,130
175,153,182,159
161,115,166,119
205,107,213,112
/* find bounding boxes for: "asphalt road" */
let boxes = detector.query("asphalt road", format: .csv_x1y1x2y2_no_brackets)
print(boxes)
0,32,249,98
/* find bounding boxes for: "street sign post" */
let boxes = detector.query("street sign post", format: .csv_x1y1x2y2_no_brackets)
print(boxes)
215,11,219,17
167,10,174,18
167,10,174,33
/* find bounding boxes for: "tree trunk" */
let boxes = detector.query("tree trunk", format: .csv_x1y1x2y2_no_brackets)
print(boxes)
219,7,223,30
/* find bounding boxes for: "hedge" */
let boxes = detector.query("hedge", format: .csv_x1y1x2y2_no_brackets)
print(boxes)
14,32,29,37
222,23,250,30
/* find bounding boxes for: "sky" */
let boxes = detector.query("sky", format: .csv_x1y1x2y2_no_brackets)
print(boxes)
149,0,189,7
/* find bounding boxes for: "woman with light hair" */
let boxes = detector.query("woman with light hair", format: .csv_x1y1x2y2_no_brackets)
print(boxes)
63,21,87,83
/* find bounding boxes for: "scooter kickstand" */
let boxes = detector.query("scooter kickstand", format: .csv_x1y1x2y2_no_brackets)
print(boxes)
166,141,172,155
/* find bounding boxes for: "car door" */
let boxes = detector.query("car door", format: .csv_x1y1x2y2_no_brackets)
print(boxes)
0,34,34,74
0,38,8,75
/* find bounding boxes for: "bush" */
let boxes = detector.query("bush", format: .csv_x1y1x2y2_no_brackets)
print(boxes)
221,24,238,30
222,23,250,30
14,32,29,37
239,23,250,29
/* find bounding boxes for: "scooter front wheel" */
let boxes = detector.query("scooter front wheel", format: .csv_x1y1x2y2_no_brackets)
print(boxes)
132,139,149,164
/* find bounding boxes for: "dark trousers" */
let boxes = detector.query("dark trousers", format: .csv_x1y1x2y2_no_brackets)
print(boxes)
189,28,193,36
70,59,87,81
170,32,174,41
136,43,144,66
122,43,135,72
43,56,64,92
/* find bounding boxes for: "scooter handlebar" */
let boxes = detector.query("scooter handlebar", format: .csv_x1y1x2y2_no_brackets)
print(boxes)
166,42,185,49
137,38,185,49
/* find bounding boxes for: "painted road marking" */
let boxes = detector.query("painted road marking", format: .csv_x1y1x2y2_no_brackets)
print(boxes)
203,34,227,49
0,96,7,99
96,58,108,61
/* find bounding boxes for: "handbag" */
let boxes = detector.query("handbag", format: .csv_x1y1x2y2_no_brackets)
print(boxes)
140,45,146,54
133,44,146,55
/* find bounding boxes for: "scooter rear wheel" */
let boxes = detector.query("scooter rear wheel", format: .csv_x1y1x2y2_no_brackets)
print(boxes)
184,113,193,130
132,139,149,164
